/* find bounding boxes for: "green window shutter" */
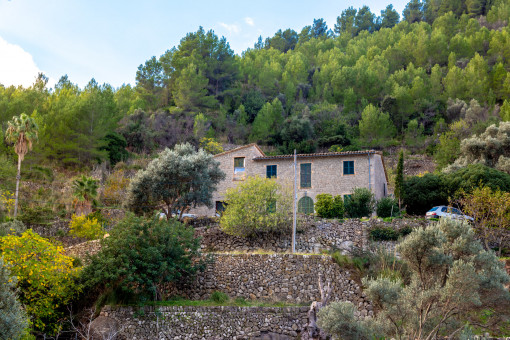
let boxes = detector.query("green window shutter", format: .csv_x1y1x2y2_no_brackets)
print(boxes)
298,196,314,214
300,163,311,188
343,161,354,175
266,165,277,178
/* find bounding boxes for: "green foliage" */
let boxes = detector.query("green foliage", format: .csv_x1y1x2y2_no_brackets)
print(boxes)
0,257,29,340
345,188,375,218
320,219,510,339
369,224,410,241
443,163,510,194
315,194,344,218
81,215,203,301
18,206,55,226
220,176,292,237
394,150,404,203
199,137,224,155
210,291,229,303
0,230,80,334
358,104,396,147
318,301,375,340
126,143,225,220
445,122,510,174
69,214,105,240
0,220,26,237
403,173,448,215
376,197,400,218
100,132,129,166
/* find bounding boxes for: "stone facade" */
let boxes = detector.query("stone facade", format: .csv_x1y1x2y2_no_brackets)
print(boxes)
189,144,388,216
100,305,309,340
163,253,372,315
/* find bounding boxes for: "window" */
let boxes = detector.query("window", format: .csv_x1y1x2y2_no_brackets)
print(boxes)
343,161,354,175
298,196,314,214
233,157,246,180
300,163,311,188
266,165,277,178
343,194,352,203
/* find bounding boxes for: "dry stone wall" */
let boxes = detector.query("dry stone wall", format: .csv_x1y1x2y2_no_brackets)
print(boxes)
163,253,372,316
196,218,367,254
100,305,309,340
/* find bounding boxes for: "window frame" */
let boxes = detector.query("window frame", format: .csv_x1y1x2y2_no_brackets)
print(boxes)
233,157,246,181
300,163,312,188
266,165,277,179
343,160,355,175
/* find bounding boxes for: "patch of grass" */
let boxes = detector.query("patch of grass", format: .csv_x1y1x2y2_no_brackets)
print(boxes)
210,291,229,303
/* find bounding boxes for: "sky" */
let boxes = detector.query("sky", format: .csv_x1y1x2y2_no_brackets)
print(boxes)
0,0,409,89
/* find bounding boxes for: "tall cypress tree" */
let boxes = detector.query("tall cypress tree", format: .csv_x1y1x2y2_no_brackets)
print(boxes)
395,149,404,209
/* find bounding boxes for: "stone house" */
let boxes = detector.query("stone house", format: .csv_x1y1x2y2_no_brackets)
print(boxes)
190,144,389,216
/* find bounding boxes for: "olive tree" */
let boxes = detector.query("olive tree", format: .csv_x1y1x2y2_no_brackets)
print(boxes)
0,257,28,340
445,122,510,174
126,143,225,220
319,218,510,340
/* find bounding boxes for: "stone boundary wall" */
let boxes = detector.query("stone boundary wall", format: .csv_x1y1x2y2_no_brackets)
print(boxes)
196,219,368,254
164,253,372,316
100,305,309,339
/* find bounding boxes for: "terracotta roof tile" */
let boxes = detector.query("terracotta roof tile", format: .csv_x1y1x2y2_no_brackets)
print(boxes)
253,150,382,160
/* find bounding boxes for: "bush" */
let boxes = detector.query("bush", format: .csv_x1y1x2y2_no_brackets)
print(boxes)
81,215,204,301
0,257,29,340
402,174,448,216
0,230,80,334
220,176,292,237
0,220,26,237
210,291,229,303
101,169,130,206
69,214,105,240
376,197,399,218
18,206,55,226
369,226,400,241
345,188,375,218
316,194,345,218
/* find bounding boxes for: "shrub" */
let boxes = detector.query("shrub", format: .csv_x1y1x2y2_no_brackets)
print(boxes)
18,206,54,226
332,195,345,218
402,173,448,216
220,176,292,237
81,215,203,301
0,220,26,237
0,230,80,334
210,291,229,303
376,197,399,218
369,226,400,241
0,257,29,340
316,194,345,219
320,219,510,339
101,169,130,206
69,214,105,240
345,188,375,218
315,194,334,218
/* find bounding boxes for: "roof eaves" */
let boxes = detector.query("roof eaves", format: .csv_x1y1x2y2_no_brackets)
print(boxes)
213,143,266,158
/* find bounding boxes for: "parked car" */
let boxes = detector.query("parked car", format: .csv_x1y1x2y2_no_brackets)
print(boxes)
425,206,474,221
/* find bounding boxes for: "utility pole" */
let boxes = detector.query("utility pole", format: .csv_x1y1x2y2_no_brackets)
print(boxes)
292,149,297,253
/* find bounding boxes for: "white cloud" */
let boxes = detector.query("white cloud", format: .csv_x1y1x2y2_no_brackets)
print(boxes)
0,36,42,88
219,22,240,34
244,17,255,26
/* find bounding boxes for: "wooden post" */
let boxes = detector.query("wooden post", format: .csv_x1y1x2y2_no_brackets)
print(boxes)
292,149,297,253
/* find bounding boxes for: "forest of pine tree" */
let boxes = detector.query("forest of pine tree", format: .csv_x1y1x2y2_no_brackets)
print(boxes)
1,0,510,168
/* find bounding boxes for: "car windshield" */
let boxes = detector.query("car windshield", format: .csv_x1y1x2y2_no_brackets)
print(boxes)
427,207,440,212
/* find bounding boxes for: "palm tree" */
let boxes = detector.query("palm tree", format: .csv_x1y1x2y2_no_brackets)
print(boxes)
72,175,98,216
5,113,38,218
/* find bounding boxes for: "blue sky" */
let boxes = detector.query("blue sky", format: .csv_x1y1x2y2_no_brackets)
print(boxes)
0,0,409,89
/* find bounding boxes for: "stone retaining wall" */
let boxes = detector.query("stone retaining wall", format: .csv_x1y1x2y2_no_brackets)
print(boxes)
64,239,101,263
196,218,367,254
100,305,309,340
164,253,372,316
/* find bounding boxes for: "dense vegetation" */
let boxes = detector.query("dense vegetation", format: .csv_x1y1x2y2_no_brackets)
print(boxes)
1,0,510,171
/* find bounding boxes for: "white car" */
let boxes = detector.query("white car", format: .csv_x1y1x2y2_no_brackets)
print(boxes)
425,206,474,221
